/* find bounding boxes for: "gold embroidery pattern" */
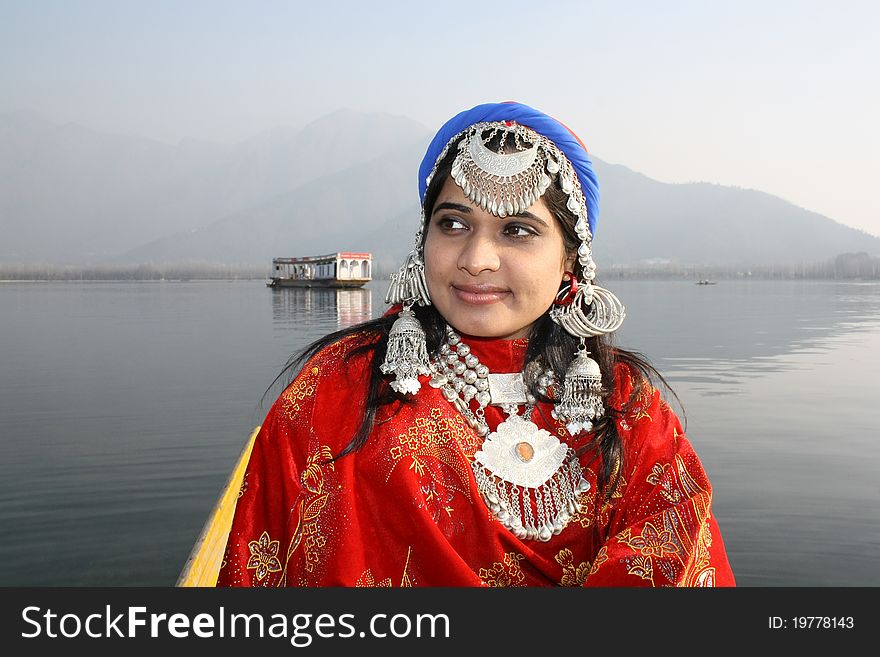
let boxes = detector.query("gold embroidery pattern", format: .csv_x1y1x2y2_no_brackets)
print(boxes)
647,462,682,504
694,567,717,587
619,379,654,430
671,454,715,586
555,548,590,587
572,453,624,530
646,462,667,486
356,547,415,587
302,445,334,494
624,555,654,584
589,547,608,576
631,383,654,422
356,570,392,587
280,366,319,422
480,552,526,587
246,531,283,582
281,444,336,584
616,453,717,587
618,522,680,559
387,407,477,531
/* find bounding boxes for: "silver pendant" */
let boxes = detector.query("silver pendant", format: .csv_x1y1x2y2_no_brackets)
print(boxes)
473,415,590,542
474,415,567,488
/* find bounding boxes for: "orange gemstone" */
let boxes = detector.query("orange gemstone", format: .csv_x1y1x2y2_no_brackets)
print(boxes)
516,442,534,462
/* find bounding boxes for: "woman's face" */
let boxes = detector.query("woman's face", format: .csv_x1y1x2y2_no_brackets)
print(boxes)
424,175,573,340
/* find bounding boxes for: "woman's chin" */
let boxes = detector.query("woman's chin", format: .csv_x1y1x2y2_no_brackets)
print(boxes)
443,314,530,340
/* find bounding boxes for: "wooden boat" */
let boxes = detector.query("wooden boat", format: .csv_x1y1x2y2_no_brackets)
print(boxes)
267,252,372,288
176,426,260,587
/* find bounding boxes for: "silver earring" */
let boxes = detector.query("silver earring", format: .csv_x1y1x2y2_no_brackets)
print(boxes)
550,284,625,338
548,245,624,435
379,304,432,395
381,221,432,395
552,339,605,435
549,238,625,338
384,222,432,307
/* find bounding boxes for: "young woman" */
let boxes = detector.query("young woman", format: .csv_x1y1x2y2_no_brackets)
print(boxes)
217,102,735,587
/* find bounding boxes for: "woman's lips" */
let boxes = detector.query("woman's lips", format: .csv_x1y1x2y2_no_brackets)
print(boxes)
451,284,510,305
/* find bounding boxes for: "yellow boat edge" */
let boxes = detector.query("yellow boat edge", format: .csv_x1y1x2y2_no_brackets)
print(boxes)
175,426,260,587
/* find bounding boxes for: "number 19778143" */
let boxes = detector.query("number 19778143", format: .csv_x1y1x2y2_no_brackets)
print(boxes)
769,617,854,629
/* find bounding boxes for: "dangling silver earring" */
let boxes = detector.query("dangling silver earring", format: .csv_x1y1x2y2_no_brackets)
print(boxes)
379,303,432,395
380,221,432,395
384,222,431,308
548,239,625,435
552,338,605,435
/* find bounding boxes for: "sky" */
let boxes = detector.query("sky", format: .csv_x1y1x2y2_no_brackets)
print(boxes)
1,0,878,236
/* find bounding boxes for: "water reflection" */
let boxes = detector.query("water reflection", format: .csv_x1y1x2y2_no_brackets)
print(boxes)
270,286,374,329
611,280,880,390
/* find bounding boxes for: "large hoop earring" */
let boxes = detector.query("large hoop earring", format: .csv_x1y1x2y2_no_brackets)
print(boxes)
549,284,625,338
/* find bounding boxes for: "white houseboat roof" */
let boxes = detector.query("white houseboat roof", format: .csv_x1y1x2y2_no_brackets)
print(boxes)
272,252,371,265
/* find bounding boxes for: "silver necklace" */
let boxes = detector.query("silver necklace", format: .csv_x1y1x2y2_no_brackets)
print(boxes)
429,327,590,542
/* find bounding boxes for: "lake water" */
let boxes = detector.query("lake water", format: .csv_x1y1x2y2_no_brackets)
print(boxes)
1,279,878,586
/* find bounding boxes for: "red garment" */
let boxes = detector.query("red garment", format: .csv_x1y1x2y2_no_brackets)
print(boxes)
217,335,735,587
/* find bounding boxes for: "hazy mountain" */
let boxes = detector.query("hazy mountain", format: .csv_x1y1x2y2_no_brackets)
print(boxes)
593,160,880,266
0,109,230,261
0,109,430,262
121,142,424,269
2,109,878,270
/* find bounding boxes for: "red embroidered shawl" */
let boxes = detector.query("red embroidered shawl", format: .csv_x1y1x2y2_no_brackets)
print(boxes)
217,335,735,587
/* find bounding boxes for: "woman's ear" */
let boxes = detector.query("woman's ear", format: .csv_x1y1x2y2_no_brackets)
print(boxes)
563,252,577,274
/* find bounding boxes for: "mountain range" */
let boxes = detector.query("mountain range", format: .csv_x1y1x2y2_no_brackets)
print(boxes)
2,109,878,273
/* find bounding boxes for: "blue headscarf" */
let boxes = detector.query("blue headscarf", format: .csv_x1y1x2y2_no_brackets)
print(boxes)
419,101,600,236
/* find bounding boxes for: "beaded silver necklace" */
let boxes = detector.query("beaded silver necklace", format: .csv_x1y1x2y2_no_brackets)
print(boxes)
429,327,590,542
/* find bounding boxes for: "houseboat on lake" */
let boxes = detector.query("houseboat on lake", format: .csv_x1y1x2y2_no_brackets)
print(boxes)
266,252,372,288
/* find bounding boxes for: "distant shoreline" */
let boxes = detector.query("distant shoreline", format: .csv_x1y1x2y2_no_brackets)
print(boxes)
1,252,878,282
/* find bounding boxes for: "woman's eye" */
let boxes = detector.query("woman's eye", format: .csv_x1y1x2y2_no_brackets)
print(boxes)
505,224,537,238
438,217,467,231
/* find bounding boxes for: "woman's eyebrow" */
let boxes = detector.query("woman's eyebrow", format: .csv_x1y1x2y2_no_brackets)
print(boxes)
511,211,549,228
434,202,550,228
432,201,472,215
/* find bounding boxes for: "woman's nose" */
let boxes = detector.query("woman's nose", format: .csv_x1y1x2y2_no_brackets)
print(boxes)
458,233,501,276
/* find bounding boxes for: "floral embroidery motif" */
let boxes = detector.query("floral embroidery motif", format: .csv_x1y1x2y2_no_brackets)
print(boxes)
555,548,590,586
618,522,681,559
589,546,608,576
624,555,654,584
646,462,668,486
246,531,283,582
301,445,334,494
283,444,336,582
387,407,476,535
647,462,682,504
480,552,526,587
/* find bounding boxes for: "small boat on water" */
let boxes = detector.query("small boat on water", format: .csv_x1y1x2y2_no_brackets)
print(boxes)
177,427,259,587
696,279,717,285
266,252,372,288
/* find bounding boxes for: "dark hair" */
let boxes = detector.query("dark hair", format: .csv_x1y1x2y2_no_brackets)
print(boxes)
269,142,681,507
